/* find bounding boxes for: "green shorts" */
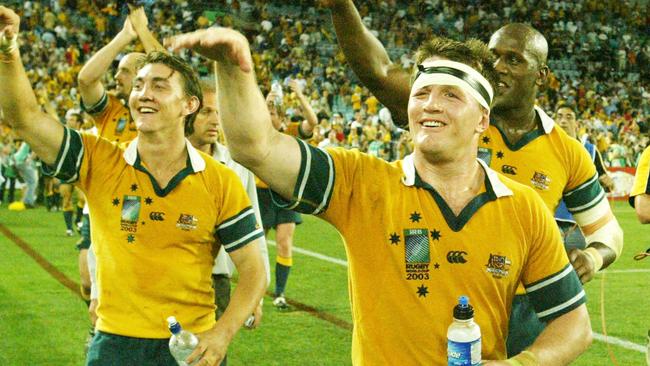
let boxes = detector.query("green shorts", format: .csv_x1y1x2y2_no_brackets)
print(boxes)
256,187,302,231
86,331,177,366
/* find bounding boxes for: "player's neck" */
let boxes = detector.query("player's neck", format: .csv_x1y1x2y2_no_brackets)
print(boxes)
414,153,484,215
137,132,188,185
493,105,538,143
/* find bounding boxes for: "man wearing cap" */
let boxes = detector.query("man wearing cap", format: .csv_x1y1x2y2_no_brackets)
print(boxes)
167,27,591,365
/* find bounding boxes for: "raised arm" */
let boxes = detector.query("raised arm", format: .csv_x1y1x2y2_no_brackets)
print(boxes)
321,0,410,124
288,79,318,137
128,6,165,53
0,6,63,165
166,28,302,200
77,16,138,107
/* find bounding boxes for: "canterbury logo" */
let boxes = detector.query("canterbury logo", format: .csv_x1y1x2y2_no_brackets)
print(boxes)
501,165,517,175
446,251,468,264
149,212,165,221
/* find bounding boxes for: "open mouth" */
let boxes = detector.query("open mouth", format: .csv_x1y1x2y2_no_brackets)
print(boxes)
420,119,447,129
137,106,158,114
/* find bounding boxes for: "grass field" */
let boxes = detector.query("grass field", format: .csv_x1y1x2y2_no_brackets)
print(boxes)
0,201,648,365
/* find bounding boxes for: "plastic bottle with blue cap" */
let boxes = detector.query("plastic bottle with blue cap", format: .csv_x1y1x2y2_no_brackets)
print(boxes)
447,295,481,366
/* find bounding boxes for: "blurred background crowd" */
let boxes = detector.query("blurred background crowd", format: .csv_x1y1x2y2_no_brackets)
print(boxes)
0,0,648,206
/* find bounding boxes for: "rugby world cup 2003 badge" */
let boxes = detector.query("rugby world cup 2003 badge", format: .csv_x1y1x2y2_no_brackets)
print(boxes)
120,195,141,232
404,228,430,281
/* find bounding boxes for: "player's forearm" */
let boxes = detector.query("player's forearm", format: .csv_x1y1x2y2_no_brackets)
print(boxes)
574,200,624,264
133,24,165,53
215,61,276,166
0,47,63,165
328,1,410,124
78,31,133,87
0,49,41,126
329,1,393,88
295,92,318,134
526,305,592,365
217,243,266,340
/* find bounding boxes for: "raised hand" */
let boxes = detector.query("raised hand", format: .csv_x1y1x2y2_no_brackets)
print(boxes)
128,6,149,32
119,16,138,42
164,27,252,72
0,5,20,40
288,79,303,95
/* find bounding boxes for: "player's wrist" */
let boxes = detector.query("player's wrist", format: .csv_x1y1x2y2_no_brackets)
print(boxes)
584,246,603,271
504,350,539,366
0,33,19,61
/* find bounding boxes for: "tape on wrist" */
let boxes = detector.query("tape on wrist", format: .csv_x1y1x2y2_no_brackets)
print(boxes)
504,350,539,366
584,246,604,271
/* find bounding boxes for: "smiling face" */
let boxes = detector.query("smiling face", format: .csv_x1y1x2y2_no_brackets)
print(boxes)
188,91,220,147
407,57,489,162
488,24,548,113
129,63,199,135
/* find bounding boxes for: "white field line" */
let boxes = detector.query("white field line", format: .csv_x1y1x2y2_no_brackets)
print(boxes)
268,240,648,353
600,269,650,274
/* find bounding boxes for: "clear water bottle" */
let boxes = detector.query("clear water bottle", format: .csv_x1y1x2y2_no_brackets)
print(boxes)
447,296,481,366
167,316,199,366
271,80,283,106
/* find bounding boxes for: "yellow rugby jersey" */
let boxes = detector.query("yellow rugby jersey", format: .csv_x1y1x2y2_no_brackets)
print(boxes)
478,107,604,217
629,146,650,207
83,91,138,143
274,139,584,365
43,128,263,338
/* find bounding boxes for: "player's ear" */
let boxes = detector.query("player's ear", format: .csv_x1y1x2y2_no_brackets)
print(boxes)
476,107,489,134
183,96,200,116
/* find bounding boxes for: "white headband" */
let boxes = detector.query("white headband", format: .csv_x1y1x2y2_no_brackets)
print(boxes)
411,60,494,110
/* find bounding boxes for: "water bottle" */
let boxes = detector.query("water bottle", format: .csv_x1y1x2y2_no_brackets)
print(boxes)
271,80,283,106
167,316,199,366
447,296,481,366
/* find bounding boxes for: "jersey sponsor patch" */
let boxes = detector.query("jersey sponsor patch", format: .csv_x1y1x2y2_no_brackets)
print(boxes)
501,165,517,175
446,250,468,264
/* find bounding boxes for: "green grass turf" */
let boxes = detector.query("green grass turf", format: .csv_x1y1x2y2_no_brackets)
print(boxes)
0,201,647,365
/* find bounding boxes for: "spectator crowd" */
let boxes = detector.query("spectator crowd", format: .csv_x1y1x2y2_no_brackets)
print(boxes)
1,0,648,206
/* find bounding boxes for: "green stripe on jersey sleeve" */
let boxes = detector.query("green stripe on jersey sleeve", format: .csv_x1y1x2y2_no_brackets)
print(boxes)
216,206,264,252
269,139,335,215
40,127,84,183
563,174,605,214
524,264,586,322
